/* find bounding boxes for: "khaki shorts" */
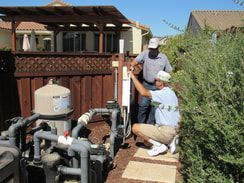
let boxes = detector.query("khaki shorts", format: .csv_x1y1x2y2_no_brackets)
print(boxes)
139,124,176,144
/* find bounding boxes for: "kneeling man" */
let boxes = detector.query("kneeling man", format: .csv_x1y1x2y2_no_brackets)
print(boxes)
130,70,180,156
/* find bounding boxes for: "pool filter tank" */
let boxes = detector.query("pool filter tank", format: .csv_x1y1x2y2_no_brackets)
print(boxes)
33,79,73,136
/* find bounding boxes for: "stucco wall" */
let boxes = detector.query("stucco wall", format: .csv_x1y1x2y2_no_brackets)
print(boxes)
86,31,94,51
0,30,11,49
187,16,201,34
56,32,63,52
0,27,144,54
121,25,143,54
132,26,142,54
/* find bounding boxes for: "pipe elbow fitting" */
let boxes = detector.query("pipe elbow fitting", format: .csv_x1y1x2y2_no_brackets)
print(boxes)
78,112,92,125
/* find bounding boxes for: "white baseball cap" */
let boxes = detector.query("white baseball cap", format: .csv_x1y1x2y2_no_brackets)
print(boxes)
148,38,160,49
156,70,171,82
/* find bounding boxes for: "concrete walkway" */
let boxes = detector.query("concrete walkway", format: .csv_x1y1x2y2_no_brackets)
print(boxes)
122,148,180,183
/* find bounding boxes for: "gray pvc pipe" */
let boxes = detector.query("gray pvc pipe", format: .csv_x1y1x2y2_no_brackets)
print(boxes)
58,166,81,176
109,108,119,159
24,113,41,128
51,128,57,146
68,142,91,183
33,131,58,161
64,118,72,134
69,139,91,168
92,108,110,115
8,113,40,147
72,110,95,139
8,118,23,146
0,140,10,146
71,108,111,167
72,108,111,140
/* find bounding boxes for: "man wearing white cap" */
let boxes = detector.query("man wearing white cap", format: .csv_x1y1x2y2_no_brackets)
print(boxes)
130,70,180,156
130,37,172,124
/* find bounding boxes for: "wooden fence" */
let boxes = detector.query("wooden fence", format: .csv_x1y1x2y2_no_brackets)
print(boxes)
0,51,115,130
0,51,138,131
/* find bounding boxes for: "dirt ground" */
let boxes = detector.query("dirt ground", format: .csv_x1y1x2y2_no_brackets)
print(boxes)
87,121,182,183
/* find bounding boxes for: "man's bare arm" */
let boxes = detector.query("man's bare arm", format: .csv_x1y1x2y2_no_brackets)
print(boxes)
129,71,152,99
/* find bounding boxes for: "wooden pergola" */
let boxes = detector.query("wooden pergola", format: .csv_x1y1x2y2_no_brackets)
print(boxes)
0,6,130,53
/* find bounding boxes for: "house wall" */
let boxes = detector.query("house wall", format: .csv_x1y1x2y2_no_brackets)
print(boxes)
121,29,133,54
187,16,201,34
0,27,146,54
57,32,63,52
86,31,94,51
0,30,11,49
121,25,143,54
0,29,53,51
132,26,142,54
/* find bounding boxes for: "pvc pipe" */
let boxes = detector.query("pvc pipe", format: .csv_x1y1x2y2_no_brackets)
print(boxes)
24,113,41,128
64,119,72,134
109,108,119,159
51,127,57,146
0,140,10,146
8,113,40,147
33,131,58,162
71,108,110,167
8,118,23,146
69,138,91,168
73,108,110,141
69,142,91,183
58,166,81,176
92,108,110,115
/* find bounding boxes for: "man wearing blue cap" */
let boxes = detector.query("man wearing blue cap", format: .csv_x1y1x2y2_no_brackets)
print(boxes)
130,37,172,124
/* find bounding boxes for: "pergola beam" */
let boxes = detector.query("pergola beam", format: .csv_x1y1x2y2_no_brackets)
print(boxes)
1,15,126,24
0,6,131,54
35,7,55,15
72,7,84,16
53,7,68,16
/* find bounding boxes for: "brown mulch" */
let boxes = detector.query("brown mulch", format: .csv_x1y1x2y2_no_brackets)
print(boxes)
87,121,182,183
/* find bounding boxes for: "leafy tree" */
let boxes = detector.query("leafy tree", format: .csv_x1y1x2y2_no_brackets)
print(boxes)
161,31,244,182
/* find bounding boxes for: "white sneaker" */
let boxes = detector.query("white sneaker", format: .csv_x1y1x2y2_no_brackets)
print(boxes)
147,144,168,156
169,135,179,154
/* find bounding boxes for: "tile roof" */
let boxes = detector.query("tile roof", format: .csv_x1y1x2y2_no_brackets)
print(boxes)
191,10,244,30
0,21,46,31
129,19,150,31
46,0,71,6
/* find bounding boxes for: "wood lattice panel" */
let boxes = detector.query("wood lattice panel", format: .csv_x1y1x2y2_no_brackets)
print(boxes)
14,54,112,76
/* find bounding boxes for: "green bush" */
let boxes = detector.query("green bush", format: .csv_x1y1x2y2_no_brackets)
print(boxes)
177,32,244,182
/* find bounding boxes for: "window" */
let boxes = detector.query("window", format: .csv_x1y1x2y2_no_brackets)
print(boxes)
63,32,86,52
94,33,118,53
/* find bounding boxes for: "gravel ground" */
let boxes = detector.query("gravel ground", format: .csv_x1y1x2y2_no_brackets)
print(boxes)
87,121,182,183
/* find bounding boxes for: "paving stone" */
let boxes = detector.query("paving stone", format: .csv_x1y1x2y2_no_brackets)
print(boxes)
134,147,179,163
122,161,176,183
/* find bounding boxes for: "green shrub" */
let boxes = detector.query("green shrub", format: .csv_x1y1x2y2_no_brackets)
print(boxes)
178,32,244,182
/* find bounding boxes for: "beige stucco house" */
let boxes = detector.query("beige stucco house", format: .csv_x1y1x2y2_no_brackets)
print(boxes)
187,10,244,34
0,0,151,54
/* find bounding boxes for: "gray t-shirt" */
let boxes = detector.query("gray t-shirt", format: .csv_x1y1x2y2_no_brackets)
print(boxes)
135,50,172,83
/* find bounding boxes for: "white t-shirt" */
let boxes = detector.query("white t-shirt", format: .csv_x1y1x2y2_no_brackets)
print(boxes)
150,87,180,127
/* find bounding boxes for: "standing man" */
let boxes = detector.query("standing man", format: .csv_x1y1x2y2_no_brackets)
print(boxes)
130,70,180,156
130,38,172,124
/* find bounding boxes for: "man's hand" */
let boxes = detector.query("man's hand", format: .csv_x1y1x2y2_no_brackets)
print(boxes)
130,59,138,71
129,70,152,99
128,70,135,79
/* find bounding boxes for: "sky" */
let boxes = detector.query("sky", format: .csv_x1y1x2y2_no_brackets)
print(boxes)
0,0,243,36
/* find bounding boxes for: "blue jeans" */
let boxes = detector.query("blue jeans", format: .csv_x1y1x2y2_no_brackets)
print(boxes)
137,81,156,124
